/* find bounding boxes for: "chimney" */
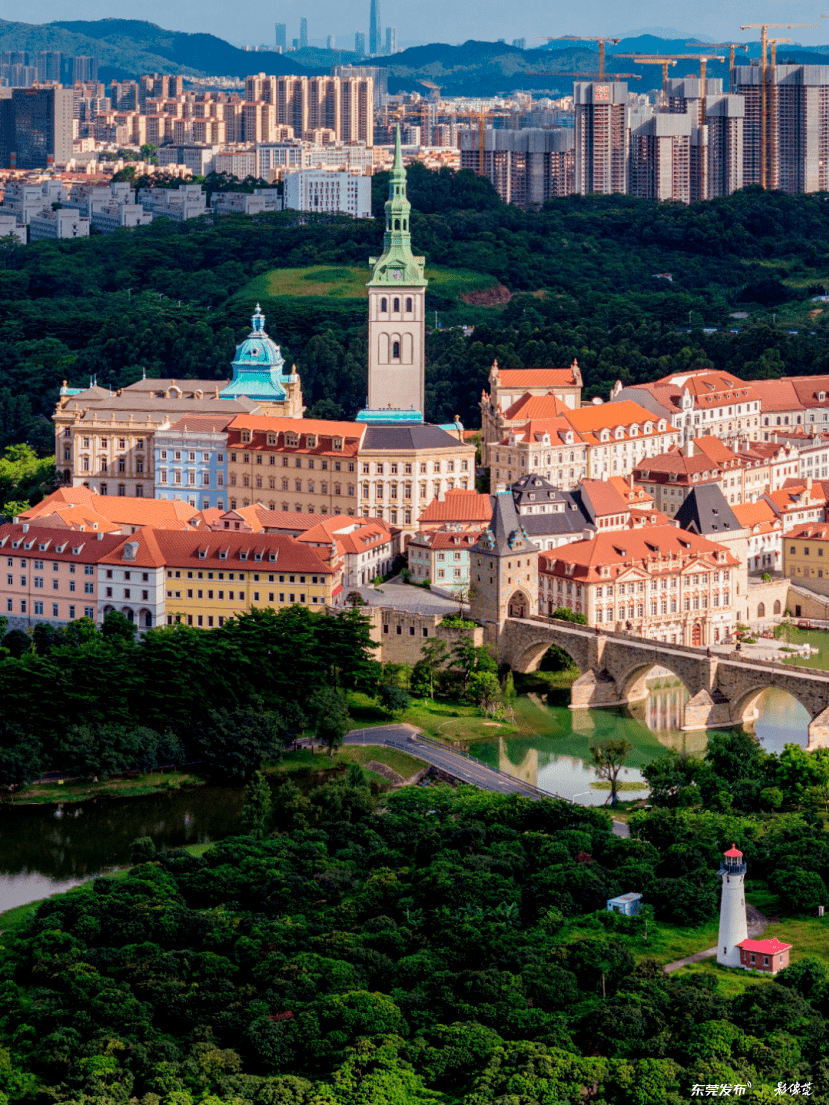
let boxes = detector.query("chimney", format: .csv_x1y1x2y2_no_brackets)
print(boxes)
807,477,813,490
22,523,28,533
97,531,104,540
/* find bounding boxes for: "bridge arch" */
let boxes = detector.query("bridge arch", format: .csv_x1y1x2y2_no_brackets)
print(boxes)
506,634,586,676
616,661,694,707
730,682,811,737
506,589,532,620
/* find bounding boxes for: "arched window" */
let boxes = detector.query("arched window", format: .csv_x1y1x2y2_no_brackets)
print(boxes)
393,297,400,311
394,218,400,229
757,602,766,618
381,297,387,312
406,297,412,311
392,341,400,359
773,599,782,615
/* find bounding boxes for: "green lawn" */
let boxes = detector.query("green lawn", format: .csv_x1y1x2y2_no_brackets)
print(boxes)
274,743,426,780
10,769,207,806
348,690,522,744
237,264,497,302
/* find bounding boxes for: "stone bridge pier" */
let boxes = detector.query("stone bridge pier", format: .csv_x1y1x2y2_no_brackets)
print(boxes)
499,617,829,747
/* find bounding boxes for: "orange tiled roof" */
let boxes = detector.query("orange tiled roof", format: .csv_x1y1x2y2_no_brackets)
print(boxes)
502,393,568,421
409,526,483,549
733,500,779,528
99,527,334,573
539,525,737,583
497,368,580,388
607,476,654,506
229,414,364,437
749,379,804,413
0,523,125,561
788,522,829,540
418,489,493,524
20,489,198,530
579,479,630,517
767,484,828,511
565,400,670,436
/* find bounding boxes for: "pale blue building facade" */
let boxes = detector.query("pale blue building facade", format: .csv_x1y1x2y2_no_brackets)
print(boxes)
154,416,232,510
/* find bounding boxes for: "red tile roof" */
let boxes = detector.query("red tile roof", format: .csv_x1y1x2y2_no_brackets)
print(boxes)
99,527,334,573
787,522,829,541
749,379,804,413
502,393,568,421
497,367,580,388
19,489,198,530
0,523,125,561
164,415,235,434
418,489,493,524
539,525,737,583
738,937,792,954
409,526,483,549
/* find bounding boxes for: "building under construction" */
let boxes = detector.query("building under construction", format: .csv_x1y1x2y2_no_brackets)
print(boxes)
573,81,629,195
735,61,829,193
459,128,575,206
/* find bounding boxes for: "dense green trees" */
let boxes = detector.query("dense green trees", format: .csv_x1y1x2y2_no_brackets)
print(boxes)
1,787,827,1103
9,183,829,436
0,606,377,785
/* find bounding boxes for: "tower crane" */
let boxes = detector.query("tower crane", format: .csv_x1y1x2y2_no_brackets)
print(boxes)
740,24,818,188
537,35,620,79
613,55,679,108
686,42,748,93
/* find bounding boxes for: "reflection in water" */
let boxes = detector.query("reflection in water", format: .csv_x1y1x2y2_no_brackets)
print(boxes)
476,675,813,804
0,786,246,912
752,687,810,754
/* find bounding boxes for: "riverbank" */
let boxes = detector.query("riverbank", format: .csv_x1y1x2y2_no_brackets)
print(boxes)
5,744,428,806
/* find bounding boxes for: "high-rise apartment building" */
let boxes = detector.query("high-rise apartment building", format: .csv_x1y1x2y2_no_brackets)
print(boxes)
736,61,829,193
630,112,693,203
0,86,73,169
574,81,629,195
35,51,62,82
355,32,366,56
327,35,336,50
460,128,575,206
275,23,287,49
244,73,374,145
385,27,396,54
299,18,308,50
110,81,139,111
369,0,381,56
72,56,98,83
333,64,388,107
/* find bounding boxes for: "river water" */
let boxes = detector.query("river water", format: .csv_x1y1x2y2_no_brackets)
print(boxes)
0,640,823,913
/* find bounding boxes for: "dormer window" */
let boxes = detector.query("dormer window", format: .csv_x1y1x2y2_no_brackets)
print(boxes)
241,431,251,444
198,549,207,559
219,550,228,560
254,552,263,561
72,546,82,555
269,552,277,562
240,551,248,560
306,435,317,449
821,392,826,402
267,433,277,445
286,434,299,447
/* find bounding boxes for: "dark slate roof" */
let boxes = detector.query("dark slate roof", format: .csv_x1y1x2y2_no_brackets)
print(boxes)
362,424,465,451
511,475,593,537
474,490,539,556
675,484,742,536
520,504,594,539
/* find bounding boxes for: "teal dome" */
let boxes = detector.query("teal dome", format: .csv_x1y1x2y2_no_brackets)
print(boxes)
220,305,290,402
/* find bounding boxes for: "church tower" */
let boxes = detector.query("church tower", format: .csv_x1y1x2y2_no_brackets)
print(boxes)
358,127,428,424
717,844,748,968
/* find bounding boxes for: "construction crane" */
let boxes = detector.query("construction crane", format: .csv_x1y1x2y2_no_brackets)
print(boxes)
446,107,512,177
525,69,642,84
740,24,818,188
614,55,680,108
537,35,620,79
686,42,748,93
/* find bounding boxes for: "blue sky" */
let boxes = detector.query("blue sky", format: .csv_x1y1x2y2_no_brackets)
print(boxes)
16,0,829,51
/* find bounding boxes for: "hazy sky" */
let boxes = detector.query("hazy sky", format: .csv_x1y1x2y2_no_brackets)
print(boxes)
16,0,829,50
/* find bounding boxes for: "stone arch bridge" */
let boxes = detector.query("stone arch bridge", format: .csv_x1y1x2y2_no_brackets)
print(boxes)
500,617,829,748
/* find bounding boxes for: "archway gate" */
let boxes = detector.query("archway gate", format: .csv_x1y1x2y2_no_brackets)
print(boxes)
498,617,829,747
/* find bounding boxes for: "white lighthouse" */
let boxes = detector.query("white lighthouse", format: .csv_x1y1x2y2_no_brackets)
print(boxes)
717,844,748,968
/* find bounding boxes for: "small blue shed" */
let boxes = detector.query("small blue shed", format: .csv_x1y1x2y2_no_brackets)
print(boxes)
606,892,643,917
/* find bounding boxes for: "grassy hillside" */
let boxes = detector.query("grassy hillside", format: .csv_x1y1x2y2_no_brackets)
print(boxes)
238,263,497,303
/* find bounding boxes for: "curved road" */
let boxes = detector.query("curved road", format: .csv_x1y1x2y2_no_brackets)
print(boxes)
343,725,630,837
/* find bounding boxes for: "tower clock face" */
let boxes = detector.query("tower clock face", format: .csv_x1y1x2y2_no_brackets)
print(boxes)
391,270,402,281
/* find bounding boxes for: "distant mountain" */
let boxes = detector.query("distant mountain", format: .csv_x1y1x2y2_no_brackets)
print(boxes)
0,18,311,82
2,21,829,94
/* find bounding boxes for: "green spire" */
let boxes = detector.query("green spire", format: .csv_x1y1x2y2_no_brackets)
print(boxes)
368,125,427,287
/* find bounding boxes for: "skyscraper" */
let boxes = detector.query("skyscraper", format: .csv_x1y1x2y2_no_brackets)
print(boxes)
72,56,98,83
573,82,629,195
355,32,366,56
35,51,62,82
385,27,396,55
275,23,287,49
369,0,381,56
327,35,336,50
1,86,73,169
299,18,308,50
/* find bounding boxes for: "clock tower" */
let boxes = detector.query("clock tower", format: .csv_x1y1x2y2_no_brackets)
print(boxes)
359,127,428,423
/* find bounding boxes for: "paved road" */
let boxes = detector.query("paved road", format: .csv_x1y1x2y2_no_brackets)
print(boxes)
343,725,631,836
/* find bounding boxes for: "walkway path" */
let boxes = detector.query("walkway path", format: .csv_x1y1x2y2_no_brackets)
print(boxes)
662,904,770,974
342,725,631,835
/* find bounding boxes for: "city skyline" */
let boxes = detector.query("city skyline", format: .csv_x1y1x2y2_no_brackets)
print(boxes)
10,2,829,53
